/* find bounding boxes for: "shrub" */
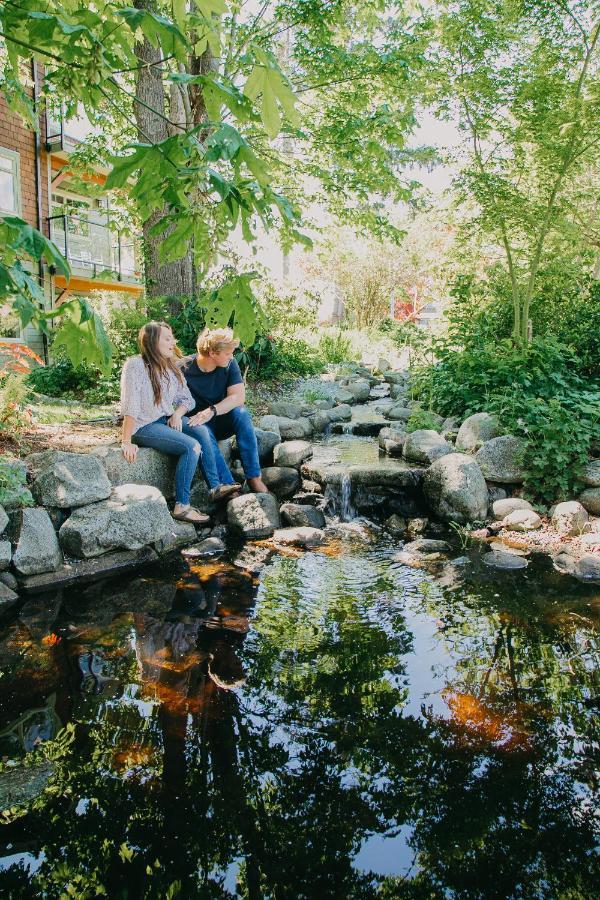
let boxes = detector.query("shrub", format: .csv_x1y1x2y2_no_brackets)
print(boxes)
0,460,33,507
318,330,352,364
240,336,322,381
405,406,443,433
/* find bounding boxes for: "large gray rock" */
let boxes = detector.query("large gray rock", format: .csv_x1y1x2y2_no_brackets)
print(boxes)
424,453,488,523
0,540,11,571
155,519,198,554
227,493,281,539
378,426,407,456
475,435,525,484
483,551,528,570
578,487,600,515
387,404,412,422
258,415,281,437
455,413,500,452
501,509,542,531
582,459,600,487
344,379,371,402
492,498,533,519
403,430,453,465
327,404,352,423
268,400,302,419
59,484,174,558
11,508,63,575
311,410,332,434
0,505,8,535
389,383,408,401
280,502,326,529
0,580,19,611
551,501,588,536
252,429,281,464
383,371,408,385
262,466,301,499
332,388,354,405
273,440,313,468
276,416,313,440
28,450,111,509
574,554,600,582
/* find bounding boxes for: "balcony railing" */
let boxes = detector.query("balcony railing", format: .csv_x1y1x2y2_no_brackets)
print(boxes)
48,214,141,284
45,106,100,153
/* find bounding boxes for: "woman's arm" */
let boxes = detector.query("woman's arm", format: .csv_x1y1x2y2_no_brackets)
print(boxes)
121,415,138,462
120,358,141,461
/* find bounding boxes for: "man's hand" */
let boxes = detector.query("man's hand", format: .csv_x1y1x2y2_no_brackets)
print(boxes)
168,412,183,431
188,408,214,427
122,442,138,463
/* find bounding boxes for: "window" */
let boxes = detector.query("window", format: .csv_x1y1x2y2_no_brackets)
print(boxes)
0,148,21,216
0,302,21,341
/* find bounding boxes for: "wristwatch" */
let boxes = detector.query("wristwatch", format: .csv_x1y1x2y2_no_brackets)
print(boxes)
209,405,218,418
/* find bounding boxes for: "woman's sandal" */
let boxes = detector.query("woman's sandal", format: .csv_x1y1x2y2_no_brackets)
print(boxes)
209,483,242,502
173,505,211,524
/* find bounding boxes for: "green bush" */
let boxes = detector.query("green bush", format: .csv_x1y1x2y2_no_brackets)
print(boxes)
318,330,352,364
239,336,323,381
405,406,443,433
27,359,97,398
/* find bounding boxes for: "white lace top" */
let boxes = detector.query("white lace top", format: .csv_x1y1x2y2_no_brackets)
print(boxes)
120,355,195,434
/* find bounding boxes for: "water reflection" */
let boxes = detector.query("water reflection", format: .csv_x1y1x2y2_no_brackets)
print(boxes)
0,536,598,897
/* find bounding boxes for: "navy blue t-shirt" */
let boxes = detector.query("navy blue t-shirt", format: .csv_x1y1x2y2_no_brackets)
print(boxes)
182,356,243,414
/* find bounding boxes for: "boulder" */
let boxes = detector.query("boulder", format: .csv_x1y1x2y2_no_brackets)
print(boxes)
377,358,391,372
272,526,325,548
258,414,281,437
311,410,332,434
0,505,8,535
253,429,280,464
273,440,313,469
475,435,525,484
332,388,354,405
574,554,600,583
551,501,588,536
280,502,326,529
327,404,352,423
501,509,542,531
578,487,600,515
0,540,11,571
424,453,488,524
59,484,174,558
455,413,500,452
378,426,407,456
313,398,335,410
389,383,408,401
582,459,600,487
276,416,313,440
11,508,63,575
385,514,407,535
227,493,281,539
0,571,17,591
0,580,19,611
403,538,451,558
181,537,226,558
268,400,302,419
28,450,111,509
261,466,301,499
579,532,600,550
406,517,429,538
383,371,407,385
483,551,528,570
155,519,198,554
403,430,453,465
344,379,371,402
492,498,533,519
387,404,412,422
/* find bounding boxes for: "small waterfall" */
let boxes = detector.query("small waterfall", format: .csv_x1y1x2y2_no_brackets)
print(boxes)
325,473,356,522
341,421,354,435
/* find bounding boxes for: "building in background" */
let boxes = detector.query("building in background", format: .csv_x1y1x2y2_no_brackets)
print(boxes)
0,66,143,357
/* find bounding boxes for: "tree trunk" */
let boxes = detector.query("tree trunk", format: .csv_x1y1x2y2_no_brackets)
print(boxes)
134,0,194,304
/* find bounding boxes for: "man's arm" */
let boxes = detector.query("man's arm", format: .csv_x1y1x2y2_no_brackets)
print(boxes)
188,384,245,425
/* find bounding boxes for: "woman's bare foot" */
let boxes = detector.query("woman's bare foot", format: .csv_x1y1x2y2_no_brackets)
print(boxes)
247,477,268,493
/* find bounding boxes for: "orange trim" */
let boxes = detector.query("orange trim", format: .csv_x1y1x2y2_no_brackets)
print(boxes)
54,275,143,295
50,155,107,185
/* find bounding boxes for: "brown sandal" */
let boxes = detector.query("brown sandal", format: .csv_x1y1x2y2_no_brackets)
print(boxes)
173,505,211,524
209,484,242,502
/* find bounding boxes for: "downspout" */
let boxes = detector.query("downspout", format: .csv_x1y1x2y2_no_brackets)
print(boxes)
32,60,49,364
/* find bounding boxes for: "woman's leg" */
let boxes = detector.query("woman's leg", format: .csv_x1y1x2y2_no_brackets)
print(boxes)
182,419,235,489
133,419,201,505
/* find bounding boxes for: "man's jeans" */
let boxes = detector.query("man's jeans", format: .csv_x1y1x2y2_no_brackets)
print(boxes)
194,406,261,490
132,416,203,505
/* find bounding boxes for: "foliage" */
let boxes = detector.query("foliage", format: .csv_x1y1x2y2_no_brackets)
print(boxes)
0,459,32,507
429,1,600,340
0,372,31,432
405,406,443,433
318,330,352,364
239,335,322,381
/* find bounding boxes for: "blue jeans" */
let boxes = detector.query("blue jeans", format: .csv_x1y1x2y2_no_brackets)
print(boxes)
193,406,261,489
132,416,204,505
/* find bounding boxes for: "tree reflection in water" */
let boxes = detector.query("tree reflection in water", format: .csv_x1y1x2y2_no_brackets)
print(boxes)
0,537,598,898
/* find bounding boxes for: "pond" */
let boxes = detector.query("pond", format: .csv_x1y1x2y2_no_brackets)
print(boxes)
0,523,598,897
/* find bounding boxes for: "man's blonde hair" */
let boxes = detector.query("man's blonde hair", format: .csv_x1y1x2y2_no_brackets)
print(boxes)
196,327,240,355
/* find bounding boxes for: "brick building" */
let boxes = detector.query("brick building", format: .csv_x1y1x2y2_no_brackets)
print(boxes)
0,64,143,358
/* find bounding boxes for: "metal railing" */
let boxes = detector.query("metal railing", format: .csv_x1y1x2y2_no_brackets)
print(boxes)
45,107,99,152
48,214,140,282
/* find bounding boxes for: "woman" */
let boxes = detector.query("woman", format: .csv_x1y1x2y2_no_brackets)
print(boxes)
182,327,268,493
120,322,239,523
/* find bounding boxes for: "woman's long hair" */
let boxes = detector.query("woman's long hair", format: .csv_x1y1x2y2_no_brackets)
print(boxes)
138,321,184,405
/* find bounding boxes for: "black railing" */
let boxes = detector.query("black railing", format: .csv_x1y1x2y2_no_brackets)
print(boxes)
48,214,140,282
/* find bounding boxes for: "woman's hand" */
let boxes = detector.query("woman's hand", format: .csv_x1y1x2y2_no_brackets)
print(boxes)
168,412,183,431
188,408,214,427
122,442,138,463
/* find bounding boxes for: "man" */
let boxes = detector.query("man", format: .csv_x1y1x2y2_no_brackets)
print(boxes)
182,327,268,497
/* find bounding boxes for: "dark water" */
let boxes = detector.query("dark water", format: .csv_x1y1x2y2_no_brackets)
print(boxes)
0,526,598,898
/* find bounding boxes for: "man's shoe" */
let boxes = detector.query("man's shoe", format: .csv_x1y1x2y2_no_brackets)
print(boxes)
210,483,242,502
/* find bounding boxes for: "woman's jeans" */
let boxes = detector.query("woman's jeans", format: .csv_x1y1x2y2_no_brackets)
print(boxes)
194,407,261,490
132,416,204,505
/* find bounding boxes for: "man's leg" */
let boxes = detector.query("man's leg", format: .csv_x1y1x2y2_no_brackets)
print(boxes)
133,419,201,506
218,407,267,492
